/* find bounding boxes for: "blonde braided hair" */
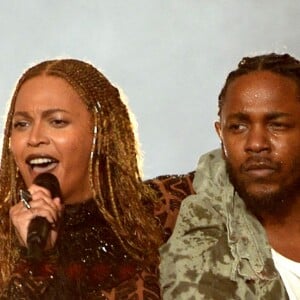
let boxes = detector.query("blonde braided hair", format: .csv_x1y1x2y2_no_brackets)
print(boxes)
0,59,163,286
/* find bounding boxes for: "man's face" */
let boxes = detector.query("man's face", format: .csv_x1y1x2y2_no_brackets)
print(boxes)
215,70,300,216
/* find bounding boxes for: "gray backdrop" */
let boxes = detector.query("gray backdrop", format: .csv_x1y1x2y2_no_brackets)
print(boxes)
1,1,300,178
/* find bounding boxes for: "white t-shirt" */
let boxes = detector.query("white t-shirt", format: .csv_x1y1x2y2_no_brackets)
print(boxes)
271,248,300,300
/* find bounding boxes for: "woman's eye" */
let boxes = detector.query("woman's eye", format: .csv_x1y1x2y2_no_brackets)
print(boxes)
51,119,69,127
12,120,29,129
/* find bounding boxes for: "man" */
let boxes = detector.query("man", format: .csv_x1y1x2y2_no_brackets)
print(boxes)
160,53,300,299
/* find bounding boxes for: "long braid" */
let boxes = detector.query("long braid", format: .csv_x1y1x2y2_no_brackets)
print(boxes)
0,59,163,286
218,53,300,115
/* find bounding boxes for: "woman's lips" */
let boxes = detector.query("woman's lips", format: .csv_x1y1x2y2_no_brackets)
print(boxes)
25,154,59,174
31,161,58,174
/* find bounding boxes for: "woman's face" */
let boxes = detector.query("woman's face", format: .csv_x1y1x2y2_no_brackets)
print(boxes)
11,75,94,204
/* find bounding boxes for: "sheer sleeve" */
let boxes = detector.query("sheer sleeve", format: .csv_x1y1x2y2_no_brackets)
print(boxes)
1,250,160,300
0,248,70,300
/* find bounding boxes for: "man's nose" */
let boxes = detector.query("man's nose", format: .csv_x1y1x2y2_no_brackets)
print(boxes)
244,126,271,153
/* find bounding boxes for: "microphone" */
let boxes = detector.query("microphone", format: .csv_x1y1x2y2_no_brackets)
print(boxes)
26,173,62,262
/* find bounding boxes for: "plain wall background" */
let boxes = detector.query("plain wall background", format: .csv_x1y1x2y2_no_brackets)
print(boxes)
1,1,300,178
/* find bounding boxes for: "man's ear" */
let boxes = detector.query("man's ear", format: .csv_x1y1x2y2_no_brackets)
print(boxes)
214,121,222,140
214,121,227,159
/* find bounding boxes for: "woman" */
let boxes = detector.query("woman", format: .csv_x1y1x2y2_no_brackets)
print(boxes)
0,59,196,299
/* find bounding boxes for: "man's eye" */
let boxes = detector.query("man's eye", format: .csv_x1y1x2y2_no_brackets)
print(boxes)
269,122,289,129
228,123,246,132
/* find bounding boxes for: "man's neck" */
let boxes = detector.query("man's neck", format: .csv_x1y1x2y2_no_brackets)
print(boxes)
263,197,300,262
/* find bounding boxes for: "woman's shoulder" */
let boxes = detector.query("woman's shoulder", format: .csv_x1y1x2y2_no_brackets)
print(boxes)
145,172,196,241
146,171,195,197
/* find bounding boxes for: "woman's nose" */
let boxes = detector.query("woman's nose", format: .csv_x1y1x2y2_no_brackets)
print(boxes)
27,124,50,147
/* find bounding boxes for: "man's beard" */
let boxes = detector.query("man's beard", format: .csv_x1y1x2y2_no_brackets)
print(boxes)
225,159,300,220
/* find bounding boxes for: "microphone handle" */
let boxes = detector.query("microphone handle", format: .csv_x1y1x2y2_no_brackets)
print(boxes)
27,216,51,262
25,173,61,262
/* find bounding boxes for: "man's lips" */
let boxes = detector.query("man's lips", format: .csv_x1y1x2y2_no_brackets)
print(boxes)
241,158,280,176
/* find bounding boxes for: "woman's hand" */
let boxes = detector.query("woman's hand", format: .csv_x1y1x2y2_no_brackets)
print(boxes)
9,183,63,250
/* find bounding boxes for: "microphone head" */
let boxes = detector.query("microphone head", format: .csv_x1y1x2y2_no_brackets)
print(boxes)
33,173,61,199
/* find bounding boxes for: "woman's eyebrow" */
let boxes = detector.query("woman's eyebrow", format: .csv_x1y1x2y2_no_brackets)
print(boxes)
13,108,69,118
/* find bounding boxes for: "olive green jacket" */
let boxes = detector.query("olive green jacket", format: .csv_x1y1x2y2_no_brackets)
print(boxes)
159,149,288,299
